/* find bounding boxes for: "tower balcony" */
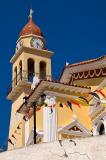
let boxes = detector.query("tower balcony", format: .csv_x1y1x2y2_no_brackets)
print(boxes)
7,70,51,100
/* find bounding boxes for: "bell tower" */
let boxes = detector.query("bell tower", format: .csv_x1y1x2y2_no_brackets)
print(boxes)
7,9,53,150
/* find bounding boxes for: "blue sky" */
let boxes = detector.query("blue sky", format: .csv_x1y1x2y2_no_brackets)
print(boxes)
0,0,106,150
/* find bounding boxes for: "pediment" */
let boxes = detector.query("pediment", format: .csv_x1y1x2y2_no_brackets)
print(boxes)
59,120,92,137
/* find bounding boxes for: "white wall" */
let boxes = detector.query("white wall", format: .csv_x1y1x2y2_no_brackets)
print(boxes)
0,135,106,160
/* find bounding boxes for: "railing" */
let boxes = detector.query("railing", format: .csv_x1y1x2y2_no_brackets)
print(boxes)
7,70,51,96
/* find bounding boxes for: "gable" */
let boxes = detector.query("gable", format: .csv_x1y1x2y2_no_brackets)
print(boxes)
59,120,92,137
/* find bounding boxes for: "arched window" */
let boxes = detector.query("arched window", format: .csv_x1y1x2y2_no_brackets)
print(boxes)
19,61,22,80
14,67,17,85
97,122,105,135
28,59,34,82
40,61,46,80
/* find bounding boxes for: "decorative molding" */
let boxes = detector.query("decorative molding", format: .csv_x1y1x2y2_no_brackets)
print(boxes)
71,67,106,83
60,56,106,84
59,120,92,137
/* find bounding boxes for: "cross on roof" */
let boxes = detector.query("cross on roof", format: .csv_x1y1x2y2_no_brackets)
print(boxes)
29,8,34,19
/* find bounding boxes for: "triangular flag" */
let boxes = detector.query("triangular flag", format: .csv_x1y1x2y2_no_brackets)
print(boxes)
12,134,17,140
59,103,64,108
96,90,106,98
17,125,21,130
70,99,81,108
67,101,73,111
8,139,14,145
79,96,89,104
89,92,100,100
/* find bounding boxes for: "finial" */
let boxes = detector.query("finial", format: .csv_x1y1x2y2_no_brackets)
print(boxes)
29,8,34,19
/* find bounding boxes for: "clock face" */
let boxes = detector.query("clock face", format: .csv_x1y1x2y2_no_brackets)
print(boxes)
31,38,44,49
16,41,22,52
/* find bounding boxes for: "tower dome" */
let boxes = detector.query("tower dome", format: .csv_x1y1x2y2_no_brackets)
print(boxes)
19,9,43,37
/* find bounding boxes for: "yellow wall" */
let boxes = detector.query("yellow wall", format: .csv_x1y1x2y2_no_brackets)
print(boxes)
8,35,52,150
8,92,25,150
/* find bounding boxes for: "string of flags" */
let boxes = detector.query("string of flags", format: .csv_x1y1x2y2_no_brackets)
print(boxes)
79,96,89,104
8,122,22,146
59,99,81,111
89,89,106,102
12,134,16,140
59,88,106,110
95,89,106,98
8,139,14,146
22,88,106,114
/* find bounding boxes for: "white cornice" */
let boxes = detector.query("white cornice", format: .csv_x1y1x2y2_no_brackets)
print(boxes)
10,46,54,64
16,34,43,43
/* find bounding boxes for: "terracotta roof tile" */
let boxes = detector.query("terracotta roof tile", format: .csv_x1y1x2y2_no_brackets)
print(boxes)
66,55,106,68
20,18,43,37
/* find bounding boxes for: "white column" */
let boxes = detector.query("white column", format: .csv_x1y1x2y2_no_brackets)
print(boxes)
43,107,49,142
50,107,57,141
43,96,57,142
25,120,29,145
93,124,99,136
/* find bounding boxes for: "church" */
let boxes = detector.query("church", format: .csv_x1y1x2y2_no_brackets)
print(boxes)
7,9,106,150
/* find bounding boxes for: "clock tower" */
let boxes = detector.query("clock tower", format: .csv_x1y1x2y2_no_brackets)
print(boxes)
7,9,53,150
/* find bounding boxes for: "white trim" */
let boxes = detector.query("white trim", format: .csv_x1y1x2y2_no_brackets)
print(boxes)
59,120,92,137
25,120,29,146
43,107,57,142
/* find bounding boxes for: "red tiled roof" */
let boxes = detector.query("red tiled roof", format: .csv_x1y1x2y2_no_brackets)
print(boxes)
20,18,43,37
66,55,106,68
60,55,106,80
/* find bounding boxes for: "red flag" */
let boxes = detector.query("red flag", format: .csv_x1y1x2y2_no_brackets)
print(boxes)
70,99,81,108
96,90,106,98
8,139,14,145
12,134,16,140
66,101,73,111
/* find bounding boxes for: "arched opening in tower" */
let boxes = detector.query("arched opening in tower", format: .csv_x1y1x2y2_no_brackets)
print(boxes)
14,67,17,85
19,61,22,80
28,59,34,82
40,61,46,80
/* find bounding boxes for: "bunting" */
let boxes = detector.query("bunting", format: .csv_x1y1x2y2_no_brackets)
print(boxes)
96,90,106,98
17,122,22,129
59,103,64,108
8,139,14,146
70,99,81,108
66,101,73,111
12,134,17,140
89,92,100,100
17,125,21,130
79,96,89,104
59,99,81,110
